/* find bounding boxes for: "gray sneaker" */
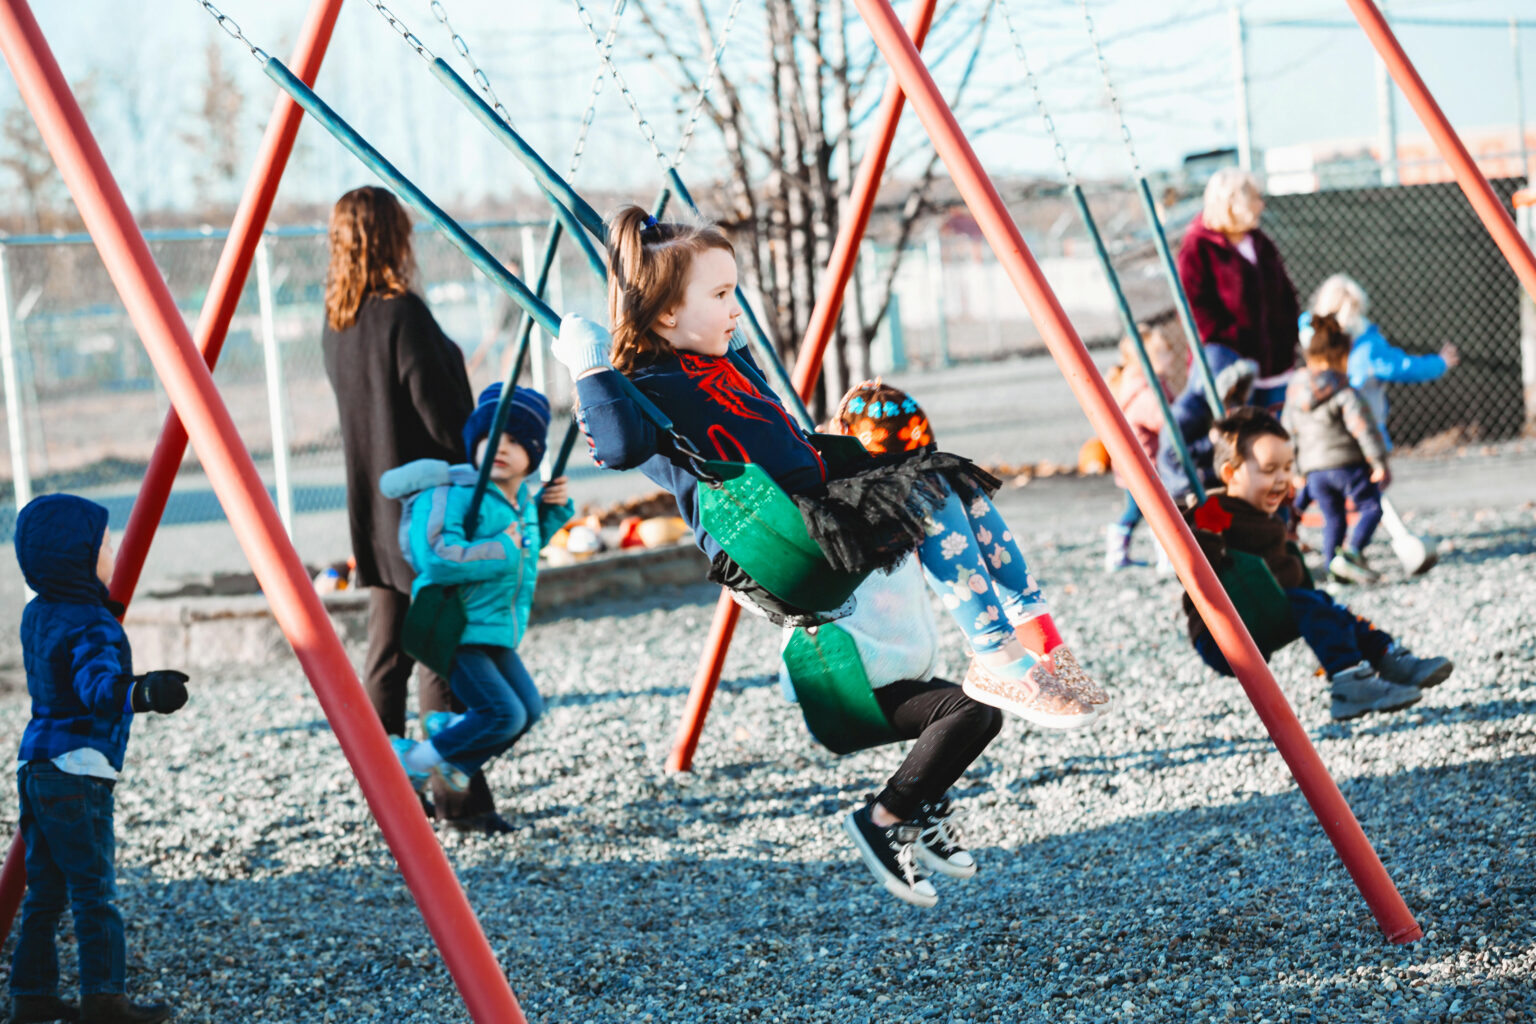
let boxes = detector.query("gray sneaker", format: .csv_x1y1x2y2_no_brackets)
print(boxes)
1328,550,1382,585
1330,662,1422,720
1375,644,1454,689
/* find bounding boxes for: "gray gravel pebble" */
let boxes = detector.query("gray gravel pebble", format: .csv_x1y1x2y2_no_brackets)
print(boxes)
0,500,1532,1023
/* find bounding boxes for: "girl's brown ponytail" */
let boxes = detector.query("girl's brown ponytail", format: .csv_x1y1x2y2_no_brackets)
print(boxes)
604,205,734,374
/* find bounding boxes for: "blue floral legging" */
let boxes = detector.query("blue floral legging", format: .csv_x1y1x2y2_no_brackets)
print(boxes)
918,487,1047,662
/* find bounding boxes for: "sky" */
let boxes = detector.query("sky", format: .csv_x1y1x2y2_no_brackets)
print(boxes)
2,0,1535,221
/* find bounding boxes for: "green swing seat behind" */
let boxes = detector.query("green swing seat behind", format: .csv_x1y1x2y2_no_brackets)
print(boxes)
781,621,903,755
1215,541,1314,656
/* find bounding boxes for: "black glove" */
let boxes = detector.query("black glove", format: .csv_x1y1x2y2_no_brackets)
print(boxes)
131,670,189,714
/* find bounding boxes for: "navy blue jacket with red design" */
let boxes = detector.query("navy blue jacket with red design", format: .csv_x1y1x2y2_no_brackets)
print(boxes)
574,348,825,560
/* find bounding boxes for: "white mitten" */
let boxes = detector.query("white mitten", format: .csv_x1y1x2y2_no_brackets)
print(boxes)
553,313,614,376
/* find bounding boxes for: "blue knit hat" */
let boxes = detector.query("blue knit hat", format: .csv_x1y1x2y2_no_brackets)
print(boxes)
462,384,551,469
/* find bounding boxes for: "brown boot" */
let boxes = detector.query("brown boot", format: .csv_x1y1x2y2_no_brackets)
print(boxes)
10,994,80,1022
78,995,171,1024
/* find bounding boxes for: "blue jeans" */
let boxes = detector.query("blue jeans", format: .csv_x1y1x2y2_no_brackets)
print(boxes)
12,762,125,998
1195,587,1393,677
1305,465,1383,564
1115,490,1143,531
433,645,543,775
918,487,1048,662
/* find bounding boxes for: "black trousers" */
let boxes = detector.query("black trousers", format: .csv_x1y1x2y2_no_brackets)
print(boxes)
367,587,496,821
872,678,1003,821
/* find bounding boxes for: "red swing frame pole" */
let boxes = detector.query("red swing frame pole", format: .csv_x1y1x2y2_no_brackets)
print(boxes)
850,0,1421,943
0,0,346,947
0,2,530,1016
109,0,346,608
1343,0,1536,300
791,0,939,395
665,0,939,774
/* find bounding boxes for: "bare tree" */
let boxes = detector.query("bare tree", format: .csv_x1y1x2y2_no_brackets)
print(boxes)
182,36,247,212
632,0,996,413
0,76,96,232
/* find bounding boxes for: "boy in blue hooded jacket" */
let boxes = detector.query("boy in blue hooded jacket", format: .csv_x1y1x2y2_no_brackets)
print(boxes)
379,385,573,796
11,495,187,1024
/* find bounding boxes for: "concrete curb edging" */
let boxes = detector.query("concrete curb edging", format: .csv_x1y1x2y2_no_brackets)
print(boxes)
122,544,711,670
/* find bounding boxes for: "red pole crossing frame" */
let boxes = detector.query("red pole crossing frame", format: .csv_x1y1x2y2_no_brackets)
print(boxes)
0,0,346,945
0,1,529,1015
665,0,940,773
109,0,346,608
849,0,1421,943
1343,0,1536,300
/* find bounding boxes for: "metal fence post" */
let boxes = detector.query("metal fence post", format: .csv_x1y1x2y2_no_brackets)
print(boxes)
0,242,34,514
926,227,950,368
255,235,294,536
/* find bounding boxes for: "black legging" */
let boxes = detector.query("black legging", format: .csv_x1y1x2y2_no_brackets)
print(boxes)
366,587,496,822
873,679,1002,821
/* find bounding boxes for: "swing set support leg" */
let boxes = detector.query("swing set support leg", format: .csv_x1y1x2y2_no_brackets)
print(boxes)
0,0,346,943
850,0,1421,944
665,0,939,774
1343,0,1536,299
0,1,529,1015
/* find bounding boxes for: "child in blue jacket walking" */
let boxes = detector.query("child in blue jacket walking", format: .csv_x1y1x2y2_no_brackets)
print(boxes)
380,385,573,796
1305,273,1459,451
11,495,186,1024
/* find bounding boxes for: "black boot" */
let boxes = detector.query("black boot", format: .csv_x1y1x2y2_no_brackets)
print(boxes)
10,995,80,1023
78,995,171,1024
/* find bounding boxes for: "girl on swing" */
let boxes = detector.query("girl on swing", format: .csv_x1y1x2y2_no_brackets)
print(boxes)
552,206,1097,727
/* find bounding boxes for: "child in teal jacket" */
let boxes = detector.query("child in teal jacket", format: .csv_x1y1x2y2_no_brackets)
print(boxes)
379,385,574,793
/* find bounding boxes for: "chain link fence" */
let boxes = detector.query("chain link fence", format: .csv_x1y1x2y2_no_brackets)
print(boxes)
0,219,619,539
1260,175,1528,451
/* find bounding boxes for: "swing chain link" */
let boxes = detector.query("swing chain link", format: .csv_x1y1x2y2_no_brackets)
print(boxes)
570,0,629,177
671,0,744,167
997,0,1073,185
570,0,673,173
1077,0,1142,176
429,0,517,132
191,0,269,63
362,0,436,64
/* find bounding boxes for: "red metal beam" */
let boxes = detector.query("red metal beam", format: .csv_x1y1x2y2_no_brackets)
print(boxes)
666,0,940,773
1344,0,1536,300
0,1,529,1014
0,0,346,947
791,0,939,396
109,0,345,608
849,0,1422,944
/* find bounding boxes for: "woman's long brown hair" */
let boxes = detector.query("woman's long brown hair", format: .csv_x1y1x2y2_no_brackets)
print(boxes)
606,205,734,374
324,186,417,332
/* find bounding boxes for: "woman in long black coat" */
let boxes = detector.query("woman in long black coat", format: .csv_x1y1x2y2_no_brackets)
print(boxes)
321,185,505,832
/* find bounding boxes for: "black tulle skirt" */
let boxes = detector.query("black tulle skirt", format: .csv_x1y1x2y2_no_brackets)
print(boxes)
793,449,1000,575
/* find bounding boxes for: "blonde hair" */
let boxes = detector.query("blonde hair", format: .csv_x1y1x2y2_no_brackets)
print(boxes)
1111,320,1188,399
1202,167,1265,235
1310,273,1369,337
324,186,417,331
606,205,735,374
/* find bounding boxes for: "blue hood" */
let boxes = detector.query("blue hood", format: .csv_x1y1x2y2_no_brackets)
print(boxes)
14,494,111,605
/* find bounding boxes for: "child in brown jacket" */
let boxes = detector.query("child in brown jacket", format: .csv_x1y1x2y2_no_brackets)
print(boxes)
1282,314,1390,584
1183,407,1452,720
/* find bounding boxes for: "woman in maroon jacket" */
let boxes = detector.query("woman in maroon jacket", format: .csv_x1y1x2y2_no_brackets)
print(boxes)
321,186,507,834
1176,167,1301,412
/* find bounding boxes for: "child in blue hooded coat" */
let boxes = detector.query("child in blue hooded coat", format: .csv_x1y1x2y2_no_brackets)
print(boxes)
11,495,186,1024
379,385,574,795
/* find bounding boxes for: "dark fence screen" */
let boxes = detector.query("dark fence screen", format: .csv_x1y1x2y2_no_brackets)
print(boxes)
1264,177,1525,448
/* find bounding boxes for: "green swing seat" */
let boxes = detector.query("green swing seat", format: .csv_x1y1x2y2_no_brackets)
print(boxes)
696,431,877,614
1215,541,1314,656
781,621,903,755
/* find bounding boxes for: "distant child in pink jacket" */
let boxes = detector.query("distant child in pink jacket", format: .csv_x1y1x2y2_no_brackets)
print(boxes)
1105,321,1187,571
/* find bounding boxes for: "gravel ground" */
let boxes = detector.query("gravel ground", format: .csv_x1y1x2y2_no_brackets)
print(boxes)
0,499,1532,1023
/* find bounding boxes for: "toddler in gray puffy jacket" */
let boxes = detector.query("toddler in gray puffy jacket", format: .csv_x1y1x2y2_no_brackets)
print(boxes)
1282,313,1391,583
